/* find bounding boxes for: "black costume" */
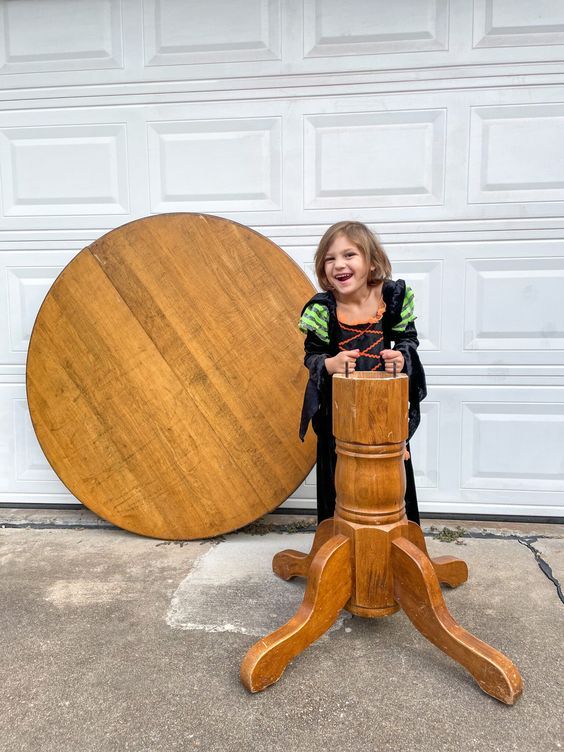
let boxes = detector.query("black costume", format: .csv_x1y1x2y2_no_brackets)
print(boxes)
298,279,427,524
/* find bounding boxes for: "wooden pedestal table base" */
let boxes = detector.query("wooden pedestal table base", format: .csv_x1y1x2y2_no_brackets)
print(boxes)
240,374,523,704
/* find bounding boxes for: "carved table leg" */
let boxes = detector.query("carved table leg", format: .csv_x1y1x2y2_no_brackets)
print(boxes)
272,517,334,581
391,537,523,705
406,521,469,588
241,534,352,693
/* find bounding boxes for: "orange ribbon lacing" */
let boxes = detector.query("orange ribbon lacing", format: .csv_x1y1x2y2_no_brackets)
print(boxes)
338,323,383,371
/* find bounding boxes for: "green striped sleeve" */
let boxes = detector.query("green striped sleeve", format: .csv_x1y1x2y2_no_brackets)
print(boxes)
298,303,330,343
391,285,417,332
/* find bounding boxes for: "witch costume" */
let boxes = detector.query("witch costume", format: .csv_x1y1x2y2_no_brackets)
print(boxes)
298,279,427,524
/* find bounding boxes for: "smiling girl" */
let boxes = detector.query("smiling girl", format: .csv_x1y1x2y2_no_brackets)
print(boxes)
298,221,427,524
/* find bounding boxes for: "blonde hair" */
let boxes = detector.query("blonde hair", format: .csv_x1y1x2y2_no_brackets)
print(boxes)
314,221,392,292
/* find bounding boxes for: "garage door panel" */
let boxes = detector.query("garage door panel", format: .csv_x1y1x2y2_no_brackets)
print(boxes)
0,0,123,75
386,240,564,367
303,110,446,209
0,124,130,217
0,382,74,500
147,117,283,213
416,385,564,514
0,0,562,519
143,0,282,67
0,88,563,231
464,257,564,352
461,400,564,492
0,252,77,366
303,0,449,58
469,104,564,204
2,0,564,90
410,400,440,489
472,0,564,49
389,260,443,352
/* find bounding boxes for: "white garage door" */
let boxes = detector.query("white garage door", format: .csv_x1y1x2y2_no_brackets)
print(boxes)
0,0,563,519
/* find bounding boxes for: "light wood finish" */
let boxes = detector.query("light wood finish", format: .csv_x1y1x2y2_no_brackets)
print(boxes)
333,373,408,526
336,518,405,616
272,518,335,581
406,521,469,588
26,213,316,540
332,372,408,445
242,372,523,703
240,535,352,692
391,537,523,705
333,374,409,616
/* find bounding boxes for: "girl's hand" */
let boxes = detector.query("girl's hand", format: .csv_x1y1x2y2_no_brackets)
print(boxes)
325,350,360,375
381,349,404,374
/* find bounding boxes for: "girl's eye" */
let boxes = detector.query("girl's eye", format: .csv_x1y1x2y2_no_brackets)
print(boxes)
325,257,334,263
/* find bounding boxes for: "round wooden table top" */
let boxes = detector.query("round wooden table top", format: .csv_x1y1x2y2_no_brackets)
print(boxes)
27,214,316,539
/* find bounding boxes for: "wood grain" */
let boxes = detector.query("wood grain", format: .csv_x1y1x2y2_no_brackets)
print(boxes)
272,517,335,580
241,366,522,702
392,537,523,705
406,521,469,588
26,213,316,539
333,373,408,527
240,535,352,692
332,372,408,445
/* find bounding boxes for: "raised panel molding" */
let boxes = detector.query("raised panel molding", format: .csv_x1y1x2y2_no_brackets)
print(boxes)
0,384,71,496
461,401,564,492
13,398,60,483
304,0,449,57
5,267,61,356
147,118,282,212
464,257,564,351
390,260,442,351
473,0,564,48
0,1,564,91
304,109,446,209
0,0,123,74
0,124,129,216
0,251,77,366
468,104,564,204
0,2,562,519
410,400,440,488
144,0,281,66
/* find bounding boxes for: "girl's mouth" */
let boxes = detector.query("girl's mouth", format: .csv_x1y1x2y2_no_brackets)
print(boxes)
335,273,353,283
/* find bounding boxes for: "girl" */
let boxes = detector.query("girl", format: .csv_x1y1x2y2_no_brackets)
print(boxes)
298,221,426,524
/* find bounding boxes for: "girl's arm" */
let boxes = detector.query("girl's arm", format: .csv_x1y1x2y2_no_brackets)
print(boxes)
393,320,421,375
299,302,336,440
305,332,359,378
304,329,331,388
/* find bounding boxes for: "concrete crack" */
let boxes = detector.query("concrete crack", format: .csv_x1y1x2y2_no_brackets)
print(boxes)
517,536,564,606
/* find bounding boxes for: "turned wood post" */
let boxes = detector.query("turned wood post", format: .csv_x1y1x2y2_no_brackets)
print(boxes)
332,372,410,617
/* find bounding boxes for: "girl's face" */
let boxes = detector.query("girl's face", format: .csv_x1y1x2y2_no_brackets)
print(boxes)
324,233,373,298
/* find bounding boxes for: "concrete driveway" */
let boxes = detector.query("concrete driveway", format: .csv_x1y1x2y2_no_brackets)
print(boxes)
0,511,562,752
